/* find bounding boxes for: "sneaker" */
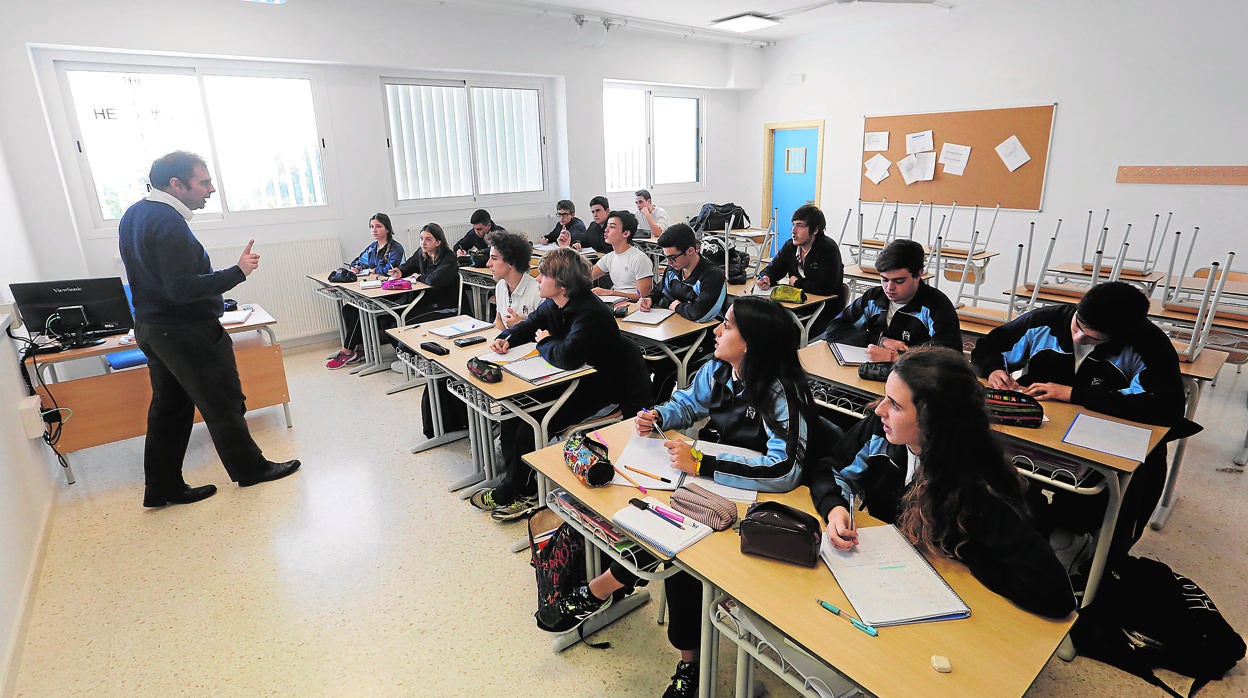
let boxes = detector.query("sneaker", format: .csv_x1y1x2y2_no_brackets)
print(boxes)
469,487,501,512
344,349,365,366
663,661,698,698
491,495,539,522
535,584,613,633
326,350,354,370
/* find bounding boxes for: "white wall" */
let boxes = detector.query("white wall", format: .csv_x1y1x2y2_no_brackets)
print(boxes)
736,0,1248,292
0,0,753,280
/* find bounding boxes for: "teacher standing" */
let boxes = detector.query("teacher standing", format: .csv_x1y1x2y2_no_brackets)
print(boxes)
118,151,300,508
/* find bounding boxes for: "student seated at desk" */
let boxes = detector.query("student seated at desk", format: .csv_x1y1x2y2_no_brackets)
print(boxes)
756,204,845,338
970,281,1192,567
538,296,819,698
811,346,1076,619
471,248,652,521
541,199,586,247
590,210,654,302
640,223,726,323
579,195,612,253
452,208,506,259
488,231,541,331
326,213,405,369
820,239,961,361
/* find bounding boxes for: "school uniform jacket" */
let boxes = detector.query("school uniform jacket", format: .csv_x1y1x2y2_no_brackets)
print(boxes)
395,250,459,311
647,257,727,323
820,283,962,352
655,360,808,493
578,221,611,253
348,241,405,276
808,413,1077,619
452,223,506,253
761,235,845,302
542,217,587,244
969,304,1187,430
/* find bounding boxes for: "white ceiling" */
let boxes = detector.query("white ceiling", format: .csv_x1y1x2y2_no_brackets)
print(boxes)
454,0,968,43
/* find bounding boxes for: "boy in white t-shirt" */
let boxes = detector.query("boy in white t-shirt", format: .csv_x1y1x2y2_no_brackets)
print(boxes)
487,231,542,330
590,210,654,302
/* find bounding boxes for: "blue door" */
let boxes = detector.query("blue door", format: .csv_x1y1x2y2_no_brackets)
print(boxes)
771,128,820,253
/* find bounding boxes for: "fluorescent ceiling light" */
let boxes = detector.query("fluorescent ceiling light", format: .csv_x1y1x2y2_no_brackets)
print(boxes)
241,0,287,4
711,13,779,33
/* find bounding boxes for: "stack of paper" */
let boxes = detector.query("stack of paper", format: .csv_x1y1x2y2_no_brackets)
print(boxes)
430,318,492,339
502,355,586,385
831,342,870,366
220,308,253,325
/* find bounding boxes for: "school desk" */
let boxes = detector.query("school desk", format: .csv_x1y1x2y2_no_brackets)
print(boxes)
307,271,430,376
616,304,717,389
726,283,834,347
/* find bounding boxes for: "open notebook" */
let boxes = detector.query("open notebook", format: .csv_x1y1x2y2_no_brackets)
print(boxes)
429,318,492,339
820,525,969,627
501,355,587,385
830,342,870,366
621,308,674,325
612,433,759,502
611,496,712,557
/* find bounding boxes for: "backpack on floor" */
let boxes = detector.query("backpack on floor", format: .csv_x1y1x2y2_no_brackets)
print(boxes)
529,509,586,623
1070,556,1245,697
700,239,751,285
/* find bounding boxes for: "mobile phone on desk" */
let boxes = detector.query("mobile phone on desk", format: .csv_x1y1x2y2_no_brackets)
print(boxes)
454,335,487,348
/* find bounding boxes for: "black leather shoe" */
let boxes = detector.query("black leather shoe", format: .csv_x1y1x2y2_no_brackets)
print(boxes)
143,483,218,508
237,459,301,487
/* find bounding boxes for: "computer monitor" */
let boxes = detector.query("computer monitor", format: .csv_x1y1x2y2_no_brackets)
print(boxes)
9,276,133,348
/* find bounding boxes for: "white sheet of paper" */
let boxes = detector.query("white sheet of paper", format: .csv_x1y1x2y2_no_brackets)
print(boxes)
597,295,627,304
831,342,871,366
995,135,1031,172
476,342,538,363
897,154,922,185
622,308,675,325
915,151,936,181
905,129,934,155
686,475,758,503
864,153,892,184
1062,413,1151,462
939,143,971,176
864,131,889,152
613,434,682,490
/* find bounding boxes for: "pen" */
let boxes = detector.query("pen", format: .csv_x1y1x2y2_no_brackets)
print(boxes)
613,465,647,494
817,599,878,637
630,498,683,529
848,492,856,533
624,464,672,484
653,503,686,523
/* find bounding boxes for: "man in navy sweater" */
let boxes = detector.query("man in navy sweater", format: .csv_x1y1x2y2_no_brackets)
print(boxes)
119,151,299,508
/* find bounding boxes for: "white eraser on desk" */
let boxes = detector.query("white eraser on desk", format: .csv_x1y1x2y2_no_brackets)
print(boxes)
931,655,952,673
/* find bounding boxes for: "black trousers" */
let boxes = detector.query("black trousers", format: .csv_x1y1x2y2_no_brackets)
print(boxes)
135,319,266,488
609,563,701,651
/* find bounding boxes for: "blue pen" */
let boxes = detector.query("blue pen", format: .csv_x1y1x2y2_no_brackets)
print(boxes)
817,599,878,637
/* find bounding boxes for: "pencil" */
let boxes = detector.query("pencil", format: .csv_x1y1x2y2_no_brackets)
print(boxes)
612,465,647,494
624,464,671,484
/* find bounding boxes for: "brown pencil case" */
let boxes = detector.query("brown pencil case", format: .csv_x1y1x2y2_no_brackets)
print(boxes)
669,483,737,531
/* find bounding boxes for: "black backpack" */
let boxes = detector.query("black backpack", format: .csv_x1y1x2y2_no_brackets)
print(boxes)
700,238,751,285
689,202,750,232
1071,556,1245,697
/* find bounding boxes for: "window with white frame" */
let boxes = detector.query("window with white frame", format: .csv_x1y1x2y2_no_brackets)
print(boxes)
61,65,327,222
384,80,545,202
603,85,702,193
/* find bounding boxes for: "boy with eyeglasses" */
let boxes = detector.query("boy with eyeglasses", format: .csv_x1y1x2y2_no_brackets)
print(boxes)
641,223,726,323
542,199,587,248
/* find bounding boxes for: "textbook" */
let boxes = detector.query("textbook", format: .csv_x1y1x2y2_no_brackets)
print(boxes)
501,355,587,385
612,434,759,502
622,308,674,325
820,525,970,627
830,342,870,366
611,496,712,557
429,318,492,339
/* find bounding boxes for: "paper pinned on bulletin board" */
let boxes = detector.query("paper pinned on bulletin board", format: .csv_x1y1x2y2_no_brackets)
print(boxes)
905,129,934,155
864,154,891,184
995,135,1031,172
939,143,971,176
864,131,889,152
897,152,936,185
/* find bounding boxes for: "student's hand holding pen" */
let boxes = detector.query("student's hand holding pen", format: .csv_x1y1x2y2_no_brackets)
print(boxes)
388,267,403,279
635,408,661,436
987,369,1022,391
825,506,858,550
490,338,510,353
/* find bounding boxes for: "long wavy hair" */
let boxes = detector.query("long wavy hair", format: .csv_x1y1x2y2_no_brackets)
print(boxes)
890,346,1028,558
731,296,815,448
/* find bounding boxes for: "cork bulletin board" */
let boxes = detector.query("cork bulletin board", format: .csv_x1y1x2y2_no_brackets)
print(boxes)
860,104,1056,211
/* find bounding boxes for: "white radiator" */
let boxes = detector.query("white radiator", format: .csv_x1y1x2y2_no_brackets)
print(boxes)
204,236,341,343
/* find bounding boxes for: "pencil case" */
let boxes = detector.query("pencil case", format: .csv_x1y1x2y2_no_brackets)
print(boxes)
985,388,1044,428
669,483,737,531
563,431,613,487
739,501,822,567
769,285,806,304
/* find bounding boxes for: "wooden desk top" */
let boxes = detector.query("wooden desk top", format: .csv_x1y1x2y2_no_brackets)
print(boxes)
387,315,592,401
525,420,1074,697
1176,275,1248,299
725,283,833,311
843,263,935,282
1150,298,1248,330
616,304,716,343
1049,263,1164,284
799,342,1168,473
25,305,278,367
307,271,430,299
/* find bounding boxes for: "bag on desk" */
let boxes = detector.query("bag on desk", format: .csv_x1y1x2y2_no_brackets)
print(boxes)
563,431,613,488
466,357,502,383
739,501,822,567
985,388,1044,428
328,267,357,283
381,278,412,291
857,361,893,382
670,482,737,531
769,285,806,304
1071,556,1245,696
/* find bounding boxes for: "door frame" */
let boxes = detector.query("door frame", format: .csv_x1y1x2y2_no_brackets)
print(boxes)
761,119,825,231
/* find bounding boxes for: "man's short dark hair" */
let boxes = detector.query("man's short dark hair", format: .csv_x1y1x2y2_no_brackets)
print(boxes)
657,223,697,253
1077,281,1150,338
149,151,206,191
634,189,652,202
557,199,575,215
489,231,531,273
791,204,826,236
876,240,925,276
470,209,492,226
589,195,609,210
608,210,638,239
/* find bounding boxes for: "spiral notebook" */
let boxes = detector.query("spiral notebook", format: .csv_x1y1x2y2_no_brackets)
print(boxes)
819,525,970,627
611,497,712,557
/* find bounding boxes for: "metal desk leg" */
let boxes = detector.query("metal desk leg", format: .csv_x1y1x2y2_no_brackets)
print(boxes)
1149,375,1203,530
1082,469,1131,608
699,574,717,698
1236,390,1248,466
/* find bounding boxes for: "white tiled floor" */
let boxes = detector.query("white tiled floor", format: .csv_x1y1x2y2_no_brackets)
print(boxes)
12,343,1248,696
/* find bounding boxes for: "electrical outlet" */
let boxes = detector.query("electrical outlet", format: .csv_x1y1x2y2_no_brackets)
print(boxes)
0,302,18,331
19,395,44,439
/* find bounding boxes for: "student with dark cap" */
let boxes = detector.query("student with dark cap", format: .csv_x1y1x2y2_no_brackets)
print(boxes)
452,209,506,257
757,204,845,338
541,199,587,246
820,239,961,360
970,281,1195,567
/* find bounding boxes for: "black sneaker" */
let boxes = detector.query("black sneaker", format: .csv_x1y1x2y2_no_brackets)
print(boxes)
535,584,612,633
663,660,698,698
